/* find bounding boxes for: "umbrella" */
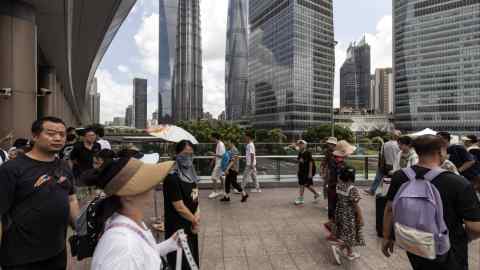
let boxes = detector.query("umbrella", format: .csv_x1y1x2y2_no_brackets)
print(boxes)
409,128,437,137
147,125,199,144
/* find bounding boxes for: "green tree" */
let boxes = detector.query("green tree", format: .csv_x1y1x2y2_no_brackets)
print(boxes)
302,124,354,143
367,129,391,142
268,128,286,143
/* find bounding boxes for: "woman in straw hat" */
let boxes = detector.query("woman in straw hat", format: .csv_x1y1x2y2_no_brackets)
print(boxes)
324,140,357,242
88,157,180,270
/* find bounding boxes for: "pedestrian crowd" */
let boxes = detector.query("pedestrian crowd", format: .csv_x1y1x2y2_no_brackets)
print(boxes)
1,116,480,270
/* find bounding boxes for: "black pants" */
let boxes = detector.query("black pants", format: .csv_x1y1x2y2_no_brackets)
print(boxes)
2,249,66,270
327,185,337,220
407,250,466,270
225,169,243,194
167,233,199,270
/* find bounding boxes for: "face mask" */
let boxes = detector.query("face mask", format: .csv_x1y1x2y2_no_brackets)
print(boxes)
176,153,193,168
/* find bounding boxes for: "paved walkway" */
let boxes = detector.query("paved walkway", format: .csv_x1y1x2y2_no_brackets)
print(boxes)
71,188,480,270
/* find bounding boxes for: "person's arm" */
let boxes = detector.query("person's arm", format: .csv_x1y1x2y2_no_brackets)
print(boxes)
458,160,475,173
225,155,239,173
382,201,395,257
465,220,480,240
156,234,179,257
308,160,314,179
172,200,198,227
69,195,80,229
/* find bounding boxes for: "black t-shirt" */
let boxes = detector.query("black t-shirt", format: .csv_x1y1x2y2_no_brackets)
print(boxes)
163,173,199,237
0,154,75,266
387,166,480,267
298,150,315,178
70,142,100,178
469,148,480,162
448,144,480,179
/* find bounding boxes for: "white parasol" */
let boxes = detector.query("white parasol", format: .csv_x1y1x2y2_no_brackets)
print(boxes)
147,125,199,144
409,128,437,137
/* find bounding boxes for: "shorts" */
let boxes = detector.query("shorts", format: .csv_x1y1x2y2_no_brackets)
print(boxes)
298,175,313,187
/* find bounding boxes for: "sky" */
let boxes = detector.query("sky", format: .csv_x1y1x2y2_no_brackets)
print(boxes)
96,0,392,124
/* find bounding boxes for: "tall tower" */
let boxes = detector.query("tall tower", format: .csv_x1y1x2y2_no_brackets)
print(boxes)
133,78,147,129
225,0,249,121
171,0,203,122
249,0,335,135
394,0,480,133
340,38,371,111
158,0,178,123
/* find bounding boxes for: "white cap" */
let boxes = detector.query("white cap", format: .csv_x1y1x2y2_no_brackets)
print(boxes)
297,140,307,145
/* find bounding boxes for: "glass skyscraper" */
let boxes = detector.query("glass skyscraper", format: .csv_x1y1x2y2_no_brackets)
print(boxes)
249,0,335,135
158,0,178,123
340,38,371,110
159,0,203,123
394,0,480,133
225,0,249,121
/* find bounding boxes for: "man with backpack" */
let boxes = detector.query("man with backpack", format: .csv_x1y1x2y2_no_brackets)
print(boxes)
382,135,480,270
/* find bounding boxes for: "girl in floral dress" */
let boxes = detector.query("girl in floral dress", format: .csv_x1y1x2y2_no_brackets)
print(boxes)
331,166,365,264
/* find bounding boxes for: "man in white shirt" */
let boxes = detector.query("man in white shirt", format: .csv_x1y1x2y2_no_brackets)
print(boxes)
209,133,225,199
95,125,111,150
243,132,261,192
364,130,401,195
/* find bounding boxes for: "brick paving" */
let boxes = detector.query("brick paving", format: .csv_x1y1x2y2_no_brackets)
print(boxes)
70,187,480,270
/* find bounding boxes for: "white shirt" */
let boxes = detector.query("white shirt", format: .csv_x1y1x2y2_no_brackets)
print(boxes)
91,214,177,270
215,141,226,166
97,139,111,150
246,142,256,166
383,140,400,166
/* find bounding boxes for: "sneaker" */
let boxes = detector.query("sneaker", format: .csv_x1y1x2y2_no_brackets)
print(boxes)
233,189,241,194
294,197,304,205
220,196,230,202
250,188,261,193
208,192,219,199
241,194,249,203
331,246,342,265
345,252,360,261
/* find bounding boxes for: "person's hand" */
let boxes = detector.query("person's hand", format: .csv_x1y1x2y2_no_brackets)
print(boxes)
170,232,179,241
382,238,395,257
356,215,364,227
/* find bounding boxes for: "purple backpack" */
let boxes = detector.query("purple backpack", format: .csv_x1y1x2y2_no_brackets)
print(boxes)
392,167,450,259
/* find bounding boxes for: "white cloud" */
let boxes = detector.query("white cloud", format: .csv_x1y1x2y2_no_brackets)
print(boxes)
117,65,130,73
334,15,392,108
134,13,159,76
95,69,132,124
201,0,229,117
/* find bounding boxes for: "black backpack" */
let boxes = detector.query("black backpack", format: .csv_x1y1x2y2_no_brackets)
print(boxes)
69,194,105,260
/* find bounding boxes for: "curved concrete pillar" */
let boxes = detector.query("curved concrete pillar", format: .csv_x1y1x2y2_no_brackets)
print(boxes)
0,1,36,139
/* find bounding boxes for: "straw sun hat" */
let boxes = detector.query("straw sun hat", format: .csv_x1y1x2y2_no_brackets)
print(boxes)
101,158,175,196
333,140,357,157
326,137,338,145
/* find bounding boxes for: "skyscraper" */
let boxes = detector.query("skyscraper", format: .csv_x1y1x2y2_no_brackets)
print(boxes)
225,0,249,121
88,78,101,124
340,38,371,110
374,68,393,114
171,0,203,122
125,105,133,127
249,0,335,135
133,78,147,129
394,0,480,133
158,0,178,123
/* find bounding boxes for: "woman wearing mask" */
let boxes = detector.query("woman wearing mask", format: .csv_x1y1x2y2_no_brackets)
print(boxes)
88,157,180,270
163,140,201,269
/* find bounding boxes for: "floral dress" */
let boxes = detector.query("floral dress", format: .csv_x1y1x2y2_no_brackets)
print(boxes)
334,182,365,247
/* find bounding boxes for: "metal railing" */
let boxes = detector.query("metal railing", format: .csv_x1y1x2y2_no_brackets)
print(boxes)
158,154,379,182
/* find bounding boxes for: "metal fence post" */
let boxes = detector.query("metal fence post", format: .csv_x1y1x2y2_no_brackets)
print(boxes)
276,158,281,181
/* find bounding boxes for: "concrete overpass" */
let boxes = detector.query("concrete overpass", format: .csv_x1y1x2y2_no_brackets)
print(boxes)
0,0,136,139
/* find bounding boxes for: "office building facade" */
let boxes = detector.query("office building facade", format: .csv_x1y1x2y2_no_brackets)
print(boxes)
374,68,393,114
249,0,335,135
133,78,147,129
166,0,203,122
125,105,133,127
394,0,480,133
340,38,371,110
225,0,249,121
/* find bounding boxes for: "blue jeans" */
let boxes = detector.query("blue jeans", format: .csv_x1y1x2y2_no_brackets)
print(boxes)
369,168,385,193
